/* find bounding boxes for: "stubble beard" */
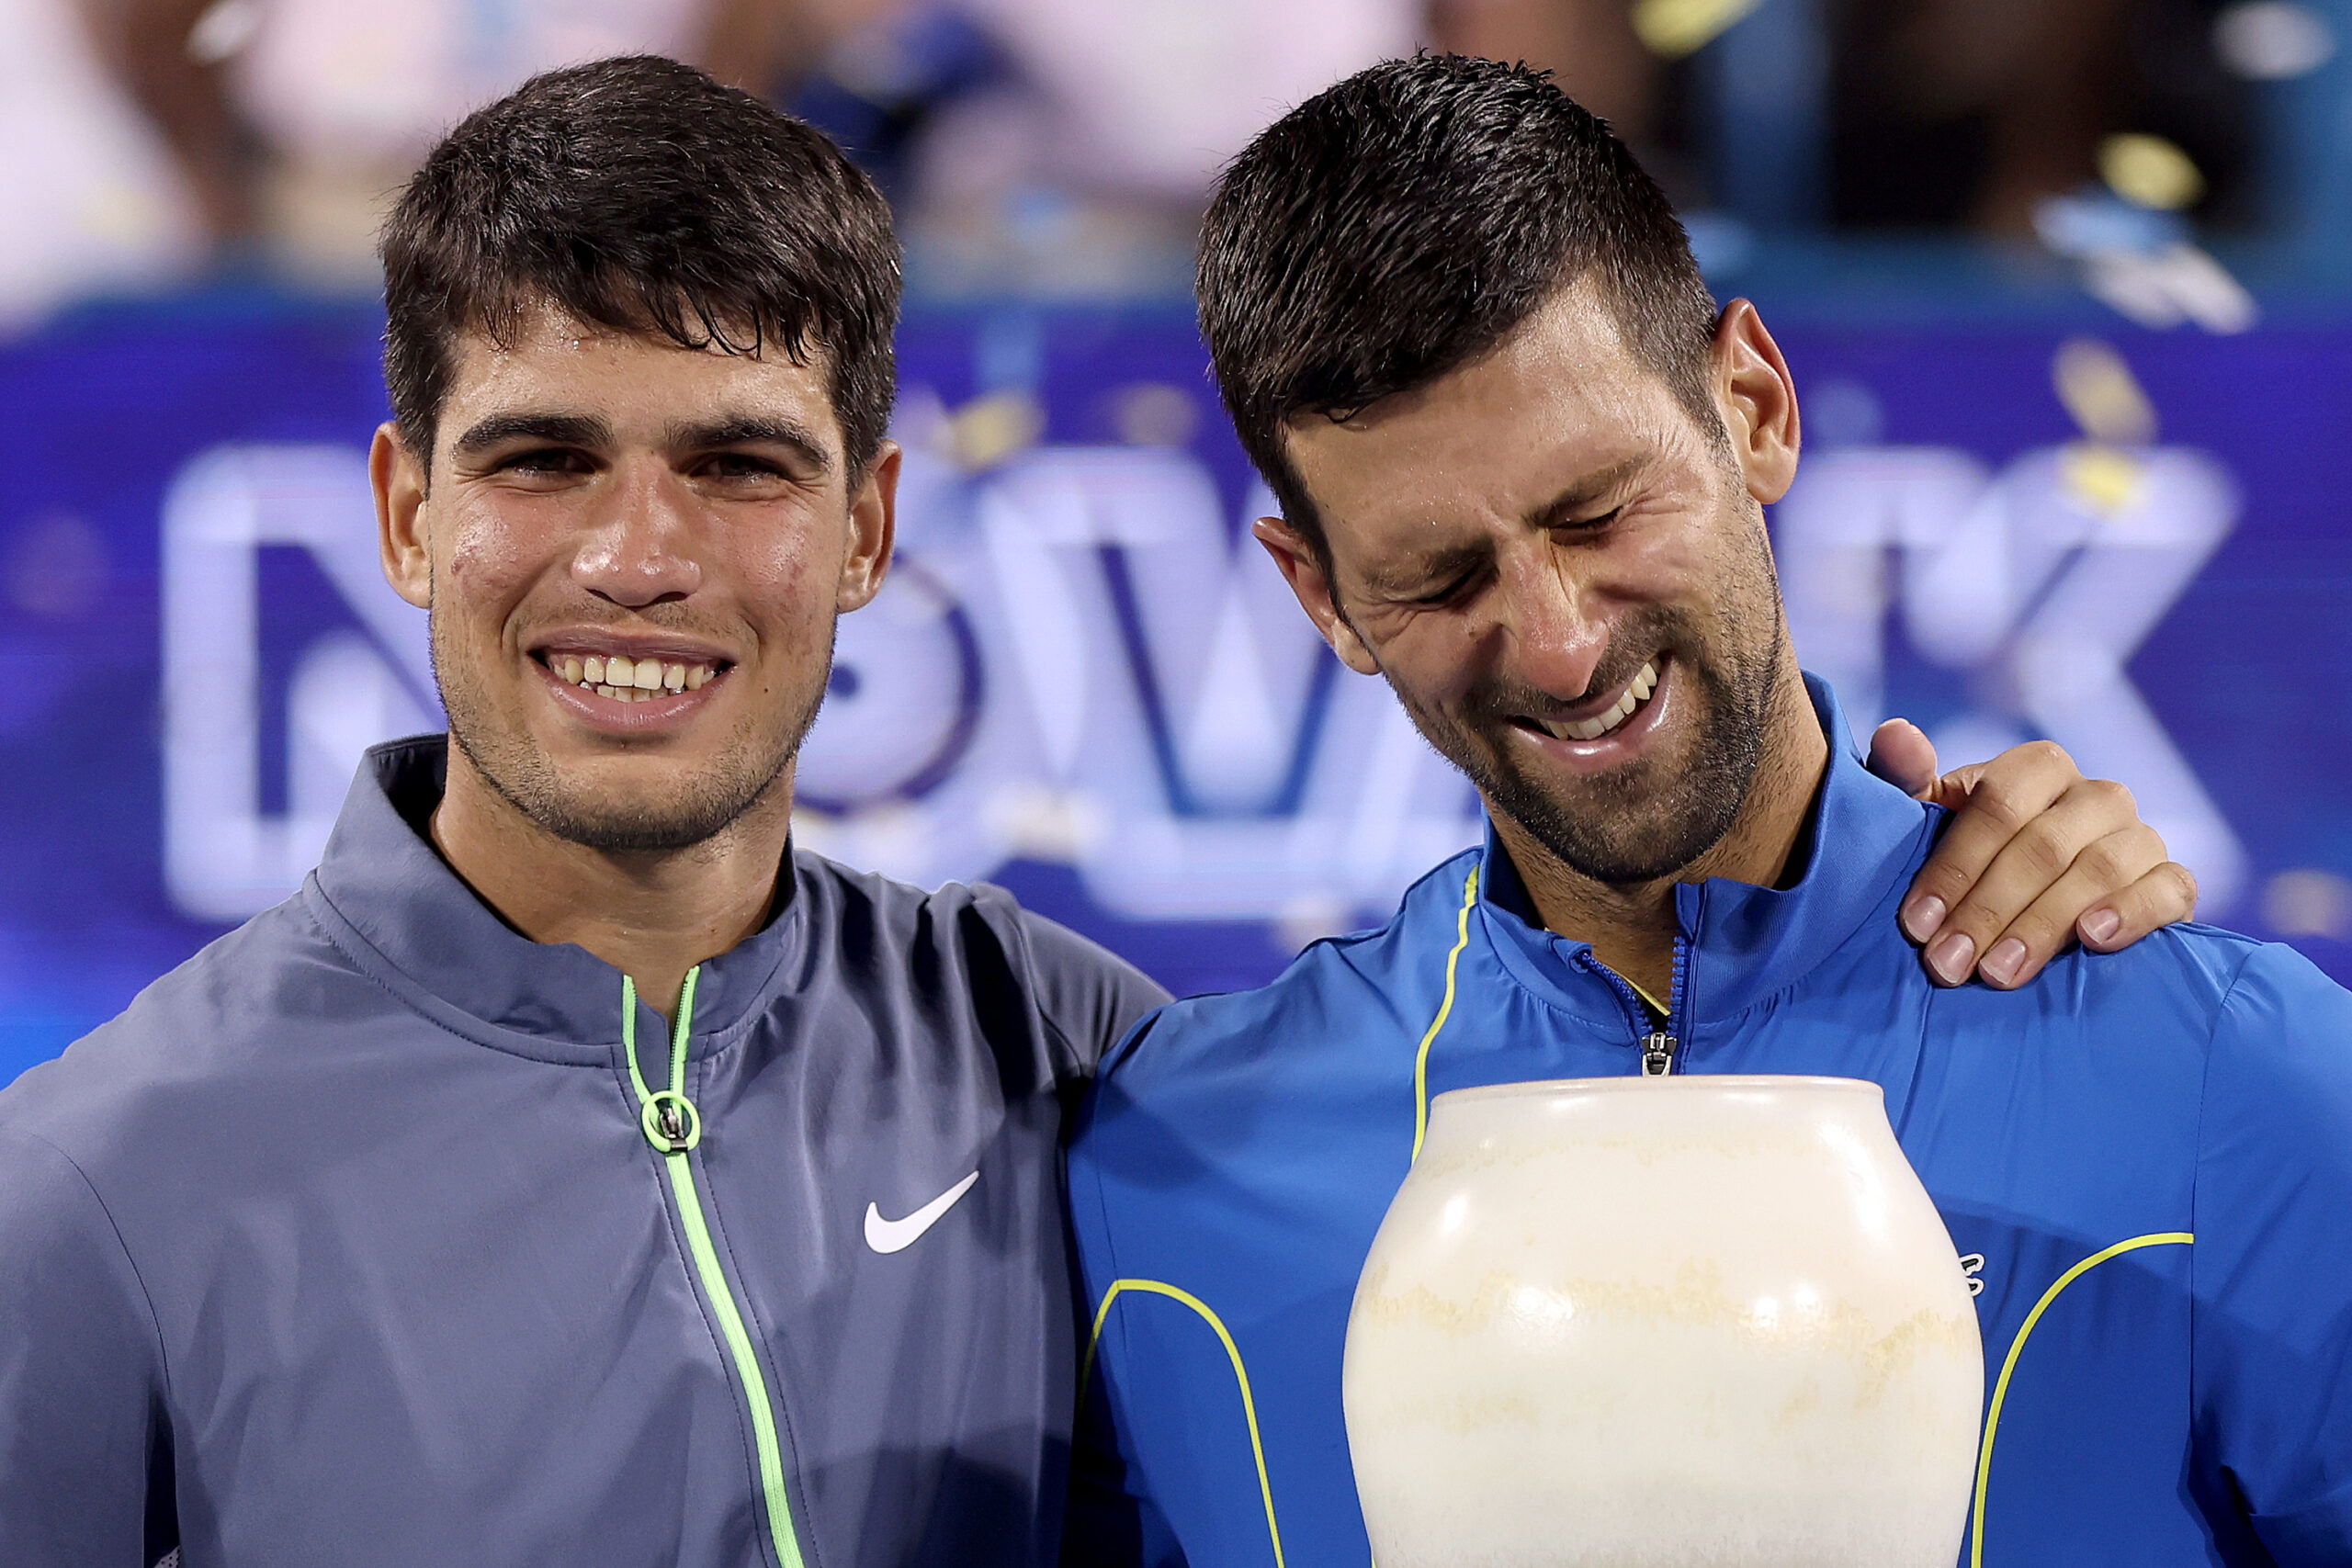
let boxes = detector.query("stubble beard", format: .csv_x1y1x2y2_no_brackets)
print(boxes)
435,615,832,855
1384,530,1788,888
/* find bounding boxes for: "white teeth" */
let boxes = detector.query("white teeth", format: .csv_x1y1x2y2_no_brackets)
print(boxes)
560,652,718,700
1537,660,1660,743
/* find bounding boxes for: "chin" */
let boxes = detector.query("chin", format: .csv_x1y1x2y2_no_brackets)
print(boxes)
460,722,795,854
1473,737,1745,885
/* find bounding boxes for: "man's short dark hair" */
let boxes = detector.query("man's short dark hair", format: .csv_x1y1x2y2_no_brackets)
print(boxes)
1197,54,1722,568
382,55,901,479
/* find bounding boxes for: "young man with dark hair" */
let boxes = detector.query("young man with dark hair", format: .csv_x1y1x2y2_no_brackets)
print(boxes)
0,52,2194,1568
0,57,1164,1568
1069,55,2352,1567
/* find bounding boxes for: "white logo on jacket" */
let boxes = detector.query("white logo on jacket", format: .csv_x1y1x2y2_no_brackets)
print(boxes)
865,1171,980,1255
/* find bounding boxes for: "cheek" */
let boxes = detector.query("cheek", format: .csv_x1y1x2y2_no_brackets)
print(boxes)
730,528,846,672
1378,614,1496,707
1619,512,1718,586
440,505,551,608
1598,499,1766,624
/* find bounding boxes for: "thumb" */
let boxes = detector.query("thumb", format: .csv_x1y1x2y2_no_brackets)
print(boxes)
1866,717,1939,801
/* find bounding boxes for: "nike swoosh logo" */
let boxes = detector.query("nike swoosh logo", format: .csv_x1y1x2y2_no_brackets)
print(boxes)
864,1171,980,1255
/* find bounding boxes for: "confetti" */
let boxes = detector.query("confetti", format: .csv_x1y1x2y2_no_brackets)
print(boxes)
2100,133,2206,211
1633,0,1763,59
2052,339,2157,446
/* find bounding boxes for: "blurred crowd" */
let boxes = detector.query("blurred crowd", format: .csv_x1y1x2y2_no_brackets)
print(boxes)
0,0,2333,327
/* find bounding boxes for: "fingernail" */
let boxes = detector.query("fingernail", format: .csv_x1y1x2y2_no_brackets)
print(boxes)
1928,931,1974,986
2081,908,2120,946
1981,937,2026,987
1903,896,1947,942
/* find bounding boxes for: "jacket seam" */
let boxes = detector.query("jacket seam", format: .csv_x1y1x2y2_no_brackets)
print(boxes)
303,898,510,1054
304,882,784,1070
12,1127,176,1409
2187,942,2267,1463
1000,901,1073,1077
1080,1120,1140,1483
299,885,615,1064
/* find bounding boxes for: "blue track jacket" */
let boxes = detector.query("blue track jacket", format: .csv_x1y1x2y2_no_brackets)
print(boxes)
1067,680,2352,1567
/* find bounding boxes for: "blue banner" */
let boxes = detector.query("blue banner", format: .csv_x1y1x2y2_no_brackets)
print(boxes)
2,298,2346,1084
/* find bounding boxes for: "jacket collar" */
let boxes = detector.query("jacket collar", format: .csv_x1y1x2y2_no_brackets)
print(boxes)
1477,675,1938,1030
301,735,805,1061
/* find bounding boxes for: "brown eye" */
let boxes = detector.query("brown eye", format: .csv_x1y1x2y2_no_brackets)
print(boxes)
501,448,588,476
705,453,786,480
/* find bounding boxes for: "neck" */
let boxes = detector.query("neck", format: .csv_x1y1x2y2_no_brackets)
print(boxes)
1496,653,1829,1003
429,745,796,1019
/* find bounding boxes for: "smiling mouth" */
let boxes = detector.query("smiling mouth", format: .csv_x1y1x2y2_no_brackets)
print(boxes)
1525,659,1659,742
539,650,726,704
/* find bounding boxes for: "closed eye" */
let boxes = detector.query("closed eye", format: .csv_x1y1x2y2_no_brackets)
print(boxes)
1410,567,1486,607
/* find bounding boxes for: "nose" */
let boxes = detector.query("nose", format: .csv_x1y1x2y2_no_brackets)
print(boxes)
571,460,703,609
1492,542,1607,701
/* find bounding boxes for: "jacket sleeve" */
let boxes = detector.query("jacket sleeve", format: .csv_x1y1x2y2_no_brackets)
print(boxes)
1015,907,1172,1080
0,1127,175,1566
2190,944,2352,1561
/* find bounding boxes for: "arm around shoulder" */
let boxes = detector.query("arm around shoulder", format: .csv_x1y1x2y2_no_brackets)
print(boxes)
2189,944,2352,1562
0,1126,175,1565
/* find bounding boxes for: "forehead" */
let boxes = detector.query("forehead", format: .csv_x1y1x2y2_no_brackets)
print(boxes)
1283,283,1696,541
441,304,838,433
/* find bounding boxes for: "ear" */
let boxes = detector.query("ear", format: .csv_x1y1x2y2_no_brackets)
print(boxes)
1251,515,1379,675
1709,299,1801,506
837,439,899,614
373,423,433,609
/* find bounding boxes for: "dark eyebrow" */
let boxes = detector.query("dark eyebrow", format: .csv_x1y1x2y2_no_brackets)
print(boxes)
1529,457,1647,529
667,415,833,477
448,412,612,460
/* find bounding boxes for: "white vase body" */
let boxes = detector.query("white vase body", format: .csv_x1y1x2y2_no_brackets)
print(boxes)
1344,1076,1983,1568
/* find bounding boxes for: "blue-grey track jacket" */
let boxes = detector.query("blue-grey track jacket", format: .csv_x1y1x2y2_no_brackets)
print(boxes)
0,736,1168,1567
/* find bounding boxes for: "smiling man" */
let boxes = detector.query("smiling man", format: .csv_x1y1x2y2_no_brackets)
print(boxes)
0,58,1173,1568
0,53,2205,1568
1067,57,2352,1567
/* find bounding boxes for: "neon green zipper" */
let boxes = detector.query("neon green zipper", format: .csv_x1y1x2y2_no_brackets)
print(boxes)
623,967,806,1568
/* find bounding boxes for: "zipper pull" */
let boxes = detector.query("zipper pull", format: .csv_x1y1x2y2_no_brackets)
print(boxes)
639,1089,703,1154
1641,1032,1678,1077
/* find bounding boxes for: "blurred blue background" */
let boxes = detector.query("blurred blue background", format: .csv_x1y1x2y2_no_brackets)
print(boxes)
4,0,2351,1083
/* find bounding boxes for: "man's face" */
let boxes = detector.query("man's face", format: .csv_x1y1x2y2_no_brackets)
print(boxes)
1272,284,1798,885
373,306,895,853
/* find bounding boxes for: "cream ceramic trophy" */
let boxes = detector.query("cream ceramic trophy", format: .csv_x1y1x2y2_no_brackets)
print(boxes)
1343,1077,1983,1568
